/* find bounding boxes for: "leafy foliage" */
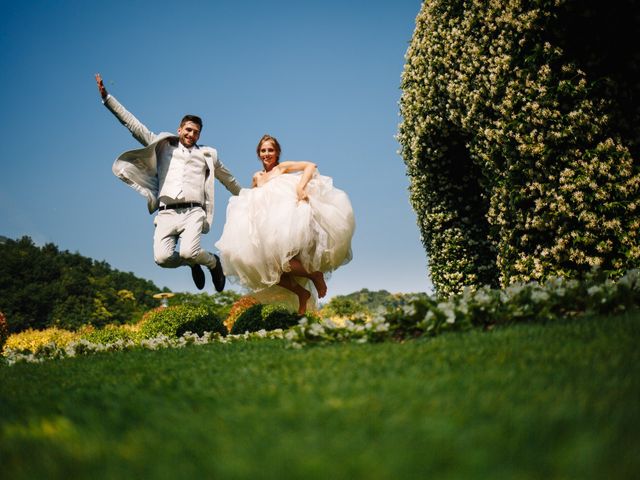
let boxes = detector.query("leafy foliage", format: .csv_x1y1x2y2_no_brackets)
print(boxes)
80,324,141,345
224,295,259,333
0,312,8,352
321,297,367,319
3,327,81,354
230,303,301,334
0,236,161,332
169,290,242,320
5,269,640,364
398,0,640,296
139,305,227,339
287,268,640,347
321,289,431,318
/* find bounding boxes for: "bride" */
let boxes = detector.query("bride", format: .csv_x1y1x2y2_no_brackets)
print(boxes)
215,134,355,314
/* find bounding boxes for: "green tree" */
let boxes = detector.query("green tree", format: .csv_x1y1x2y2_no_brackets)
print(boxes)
0,236,161,332
169,290,242,320
323,297,367,318
322,289,431,318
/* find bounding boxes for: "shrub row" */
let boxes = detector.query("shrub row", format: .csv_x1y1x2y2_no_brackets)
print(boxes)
4,269,640,363
2,299,300,356
286,268,640,347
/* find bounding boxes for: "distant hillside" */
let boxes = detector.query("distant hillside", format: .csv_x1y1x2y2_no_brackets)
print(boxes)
0,236,162,333
324,288,430,316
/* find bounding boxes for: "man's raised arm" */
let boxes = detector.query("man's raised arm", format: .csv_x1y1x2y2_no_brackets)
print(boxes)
95,73,156,147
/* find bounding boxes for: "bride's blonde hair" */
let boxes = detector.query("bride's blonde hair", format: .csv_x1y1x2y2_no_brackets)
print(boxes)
256,134,282,163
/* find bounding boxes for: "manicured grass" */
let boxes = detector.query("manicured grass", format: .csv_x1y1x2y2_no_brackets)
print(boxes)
1,312,639,479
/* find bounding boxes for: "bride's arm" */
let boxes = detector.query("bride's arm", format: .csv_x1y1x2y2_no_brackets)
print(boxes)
277,161,317,201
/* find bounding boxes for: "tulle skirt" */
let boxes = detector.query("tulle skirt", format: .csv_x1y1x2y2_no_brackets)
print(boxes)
215,172,355,299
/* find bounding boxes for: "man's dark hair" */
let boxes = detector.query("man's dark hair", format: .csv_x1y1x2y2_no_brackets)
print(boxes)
180,114,203,129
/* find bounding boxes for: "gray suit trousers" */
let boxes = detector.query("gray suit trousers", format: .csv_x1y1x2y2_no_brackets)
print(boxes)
153,206,217,269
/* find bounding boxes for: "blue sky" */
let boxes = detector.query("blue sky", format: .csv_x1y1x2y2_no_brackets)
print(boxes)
0,0,432,298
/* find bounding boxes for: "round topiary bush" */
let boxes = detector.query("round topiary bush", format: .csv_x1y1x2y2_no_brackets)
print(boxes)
230,303,301,335
261,304,302,331
0,312,9,352
139,305,226,339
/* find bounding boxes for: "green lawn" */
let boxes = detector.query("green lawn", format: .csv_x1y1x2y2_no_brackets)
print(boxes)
1,312,638,479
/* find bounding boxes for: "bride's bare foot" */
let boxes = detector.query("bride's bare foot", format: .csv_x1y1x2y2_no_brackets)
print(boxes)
310,271,327,298
297,288,311,315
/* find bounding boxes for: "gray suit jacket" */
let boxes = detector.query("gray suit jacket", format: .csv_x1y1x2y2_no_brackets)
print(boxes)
104,95,241,233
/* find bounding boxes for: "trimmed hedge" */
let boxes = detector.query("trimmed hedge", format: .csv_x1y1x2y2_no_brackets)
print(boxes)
399,0,640,296
139,305,227,339
81,324,140,345
230,304,301,335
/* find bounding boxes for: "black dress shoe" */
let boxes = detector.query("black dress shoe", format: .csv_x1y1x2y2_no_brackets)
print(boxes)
191,264,205,290
209,254,226,292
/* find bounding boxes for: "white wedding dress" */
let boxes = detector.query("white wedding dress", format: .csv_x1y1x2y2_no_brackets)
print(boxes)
215,171,354,308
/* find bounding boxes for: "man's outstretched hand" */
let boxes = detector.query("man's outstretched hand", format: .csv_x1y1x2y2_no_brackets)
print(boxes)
95,73,108,100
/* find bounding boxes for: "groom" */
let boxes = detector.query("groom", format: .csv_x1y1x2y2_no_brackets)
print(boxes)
95,74,241,292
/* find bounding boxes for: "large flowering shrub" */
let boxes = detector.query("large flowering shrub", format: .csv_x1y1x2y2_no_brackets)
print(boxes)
398,0,640,296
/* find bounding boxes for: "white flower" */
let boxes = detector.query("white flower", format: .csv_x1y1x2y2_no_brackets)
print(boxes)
530,290,550,303
587,286,601,296
308,323,325,337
